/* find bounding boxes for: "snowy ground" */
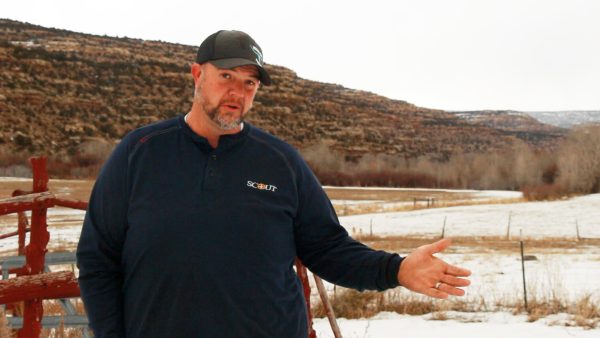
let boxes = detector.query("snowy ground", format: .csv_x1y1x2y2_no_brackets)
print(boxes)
340,193,600,239
1,179,599,336
314,312,600,338
329,186,524,214
315,193,600,337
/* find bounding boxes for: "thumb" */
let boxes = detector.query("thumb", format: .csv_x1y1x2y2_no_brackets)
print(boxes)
424,238,451,255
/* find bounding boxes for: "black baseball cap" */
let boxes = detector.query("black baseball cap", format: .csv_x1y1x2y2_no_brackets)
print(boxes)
196,30,272,86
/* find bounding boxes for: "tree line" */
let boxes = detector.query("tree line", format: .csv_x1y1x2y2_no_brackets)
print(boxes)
1,125,598,199
301,125,600,199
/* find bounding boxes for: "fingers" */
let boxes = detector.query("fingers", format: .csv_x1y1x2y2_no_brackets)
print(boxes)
441,274,471,288
421,263,470,299
425,288,449,299
400,238,472,299
445,264,472,277
423,279,468,299
437,282,466,297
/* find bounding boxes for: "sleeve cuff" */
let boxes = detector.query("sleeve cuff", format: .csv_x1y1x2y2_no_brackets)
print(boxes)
385,254,404,289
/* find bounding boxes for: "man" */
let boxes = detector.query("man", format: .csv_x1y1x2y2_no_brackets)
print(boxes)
76,30,471,338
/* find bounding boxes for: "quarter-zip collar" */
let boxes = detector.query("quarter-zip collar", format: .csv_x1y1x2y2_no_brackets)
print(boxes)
178,114,250,154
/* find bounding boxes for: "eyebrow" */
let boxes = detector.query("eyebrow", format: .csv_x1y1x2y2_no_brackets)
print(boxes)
218,66,260,82
243,69,260,80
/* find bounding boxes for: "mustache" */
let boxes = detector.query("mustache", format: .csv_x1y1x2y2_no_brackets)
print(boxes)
219,99,244,107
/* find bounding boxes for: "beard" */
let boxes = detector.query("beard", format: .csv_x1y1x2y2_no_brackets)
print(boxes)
197,89,248,131
204,102,245,130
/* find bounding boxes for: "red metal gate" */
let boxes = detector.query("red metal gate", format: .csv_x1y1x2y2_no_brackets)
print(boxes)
0,157,86,337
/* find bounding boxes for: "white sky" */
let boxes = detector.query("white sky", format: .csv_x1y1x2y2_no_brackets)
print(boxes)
3,0,600,111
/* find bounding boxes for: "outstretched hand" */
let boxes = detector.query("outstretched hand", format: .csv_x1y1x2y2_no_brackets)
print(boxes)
397,238,471,299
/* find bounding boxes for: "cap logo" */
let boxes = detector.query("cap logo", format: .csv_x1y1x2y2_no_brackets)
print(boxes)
251,45,263,66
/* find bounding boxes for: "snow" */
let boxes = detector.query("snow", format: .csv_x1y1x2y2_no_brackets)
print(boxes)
317,194,600,335
325,186,523,199
0,177,31,182
0,207,86,253
328,187,523,215
458,253,600,302
331,199,386,205
314,312,600,338
340,194,600,239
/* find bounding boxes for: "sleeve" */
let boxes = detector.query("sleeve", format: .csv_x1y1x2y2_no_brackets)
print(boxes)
292,157,403,291
76,139,131,338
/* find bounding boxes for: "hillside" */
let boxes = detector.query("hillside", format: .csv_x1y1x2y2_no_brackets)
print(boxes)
0,19,564,161
451,110,565,149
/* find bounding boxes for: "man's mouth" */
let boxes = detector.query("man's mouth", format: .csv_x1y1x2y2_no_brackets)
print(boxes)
222,102,242,111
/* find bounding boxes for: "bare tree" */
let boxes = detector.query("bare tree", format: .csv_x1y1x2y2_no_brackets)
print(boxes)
557,125,600,193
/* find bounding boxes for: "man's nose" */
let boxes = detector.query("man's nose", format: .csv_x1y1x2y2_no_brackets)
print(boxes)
227,79,245,98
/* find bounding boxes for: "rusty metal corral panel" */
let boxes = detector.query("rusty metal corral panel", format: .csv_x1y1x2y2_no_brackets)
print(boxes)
21,157,50,338
0,192,55,216
296,259,317,338
0,271,80,304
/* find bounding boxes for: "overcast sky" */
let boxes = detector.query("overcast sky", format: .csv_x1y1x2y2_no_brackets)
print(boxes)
3,0,600,111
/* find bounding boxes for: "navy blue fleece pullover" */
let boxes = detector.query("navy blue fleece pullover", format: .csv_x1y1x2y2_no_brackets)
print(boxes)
76,115,403,338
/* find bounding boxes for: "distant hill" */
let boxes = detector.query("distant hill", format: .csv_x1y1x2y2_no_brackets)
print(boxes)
450,110,565,149
0,19,565,161
524,111,600,128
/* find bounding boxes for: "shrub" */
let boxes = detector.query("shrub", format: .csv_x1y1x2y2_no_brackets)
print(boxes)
521,184,568,201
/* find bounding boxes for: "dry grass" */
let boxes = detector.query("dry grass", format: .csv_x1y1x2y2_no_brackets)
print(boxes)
350,234,600,255
0,178,94,202
313,289,448,319
0,307,11,338
338,197,527,216
572,295,600,329
329,189,526,216
313,287,600,329
313,288,481,319
43,299,87,316
324,187,476,202
521,184,571,201
513,294,600,329
40,326,85,338
0,300,88,338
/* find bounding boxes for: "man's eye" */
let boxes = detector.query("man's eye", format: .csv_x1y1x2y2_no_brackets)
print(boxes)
221,73,231,79
246,80,256,87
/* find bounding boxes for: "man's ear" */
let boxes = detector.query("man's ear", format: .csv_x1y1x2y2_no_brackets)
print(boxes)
191,63,203,85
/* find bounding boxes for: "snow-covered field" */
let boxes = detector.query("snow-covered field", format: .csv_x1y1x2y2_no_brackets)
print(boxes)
314,312,600,338
317,193,600,337
340,193,600,239
1,179,599,336
329,187,524,214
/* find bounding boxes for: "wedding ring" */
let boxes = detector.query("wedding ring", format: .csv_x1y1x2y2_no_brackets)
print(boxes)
435,282,442,289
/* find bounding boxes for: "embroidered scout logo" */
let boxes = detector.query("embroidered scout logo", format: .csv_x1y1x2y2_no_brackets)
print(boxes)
247,180,277,192
251,45,263,66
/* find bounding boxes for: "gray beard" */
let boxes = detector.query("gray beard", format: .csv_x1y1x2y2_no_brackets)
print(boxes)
206,108,244,130
204,103,244,131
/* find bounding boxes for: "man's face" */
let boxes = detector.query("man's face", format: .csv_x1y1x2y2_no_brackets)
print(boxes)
193,62,260,130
